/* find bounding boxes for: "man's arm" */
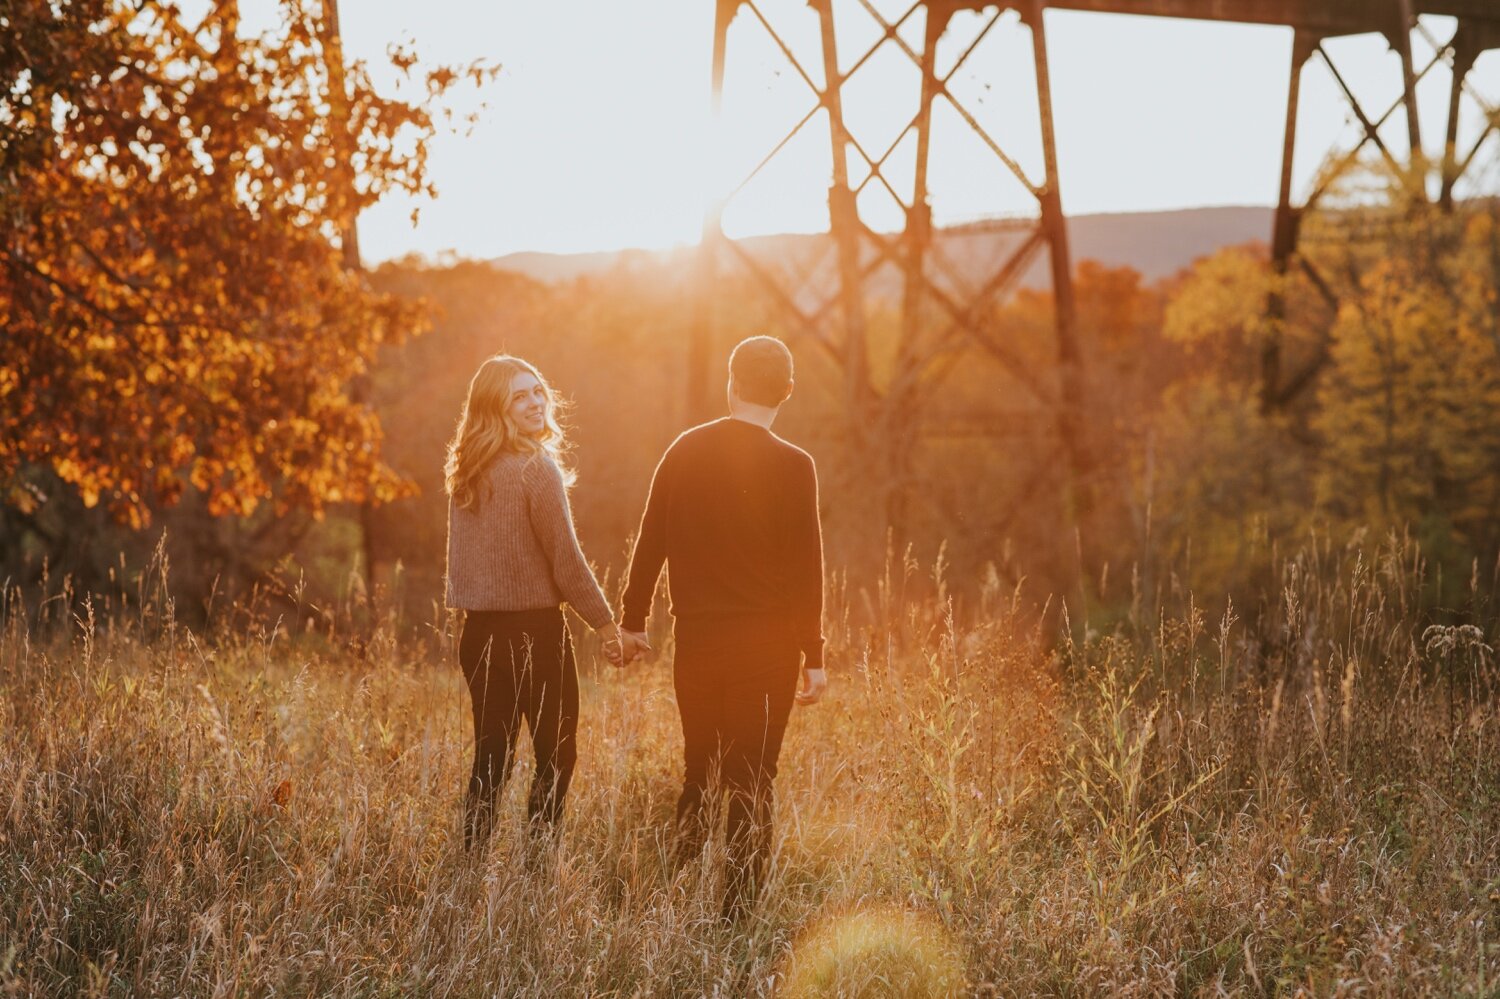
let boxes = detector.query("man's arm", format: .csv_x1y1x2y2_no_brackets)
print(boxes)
620,445,674,634
789,451,826,674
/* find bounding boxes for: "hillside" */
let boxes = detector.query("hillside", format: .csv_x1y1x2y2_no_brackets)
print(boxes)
492,205,1273,290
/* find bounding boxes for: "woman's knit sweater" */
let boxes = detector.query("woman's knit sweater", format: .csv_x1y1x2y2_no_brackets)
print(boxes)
445,450,612,628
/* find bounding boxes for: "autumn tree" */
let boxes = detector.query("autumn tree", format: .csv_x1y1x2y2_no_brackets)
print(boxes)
0,0,486,538
1315,208,1500,561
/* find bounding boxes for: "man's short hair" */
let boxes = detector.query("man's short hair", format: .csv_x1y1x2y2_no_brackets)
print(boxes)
729,336,794,407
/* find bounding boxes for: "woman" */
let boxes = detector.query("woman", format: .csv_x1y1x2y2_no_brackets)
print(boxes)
444,354,621,848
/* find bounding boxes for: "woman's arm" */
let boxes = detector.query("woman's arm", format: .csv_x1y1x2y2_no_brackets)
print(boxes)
522,454,614,630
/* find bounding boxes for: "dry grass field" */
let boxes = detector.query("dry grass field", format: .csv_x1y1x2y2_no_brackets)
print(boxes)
2,536,1498,997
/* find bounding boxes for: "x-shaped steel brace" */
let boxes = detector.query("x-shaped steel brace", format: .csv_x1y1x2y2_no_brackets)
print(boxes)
717,0,1058,407
848,0,1041,199
1301,33,1451,210
1275,23,1457,327
1415,19,1500,195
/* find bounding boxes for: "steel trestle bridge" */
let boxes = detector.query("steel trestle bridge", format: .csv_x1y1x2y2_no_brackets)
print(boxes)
690,0,1500,553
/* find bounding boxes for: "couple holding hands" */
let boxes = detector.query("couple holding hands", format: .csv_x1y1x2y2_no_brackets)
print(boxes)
444,335,826,919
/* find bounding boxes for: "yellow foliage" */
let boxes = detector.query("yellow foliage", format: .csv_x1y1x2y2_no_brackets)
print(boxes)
1162,246,1275,346
1315,247,1500,544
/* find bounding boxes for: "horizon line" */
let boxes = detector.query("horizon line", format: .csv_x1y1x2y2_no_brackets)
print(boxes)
363,201,1281,267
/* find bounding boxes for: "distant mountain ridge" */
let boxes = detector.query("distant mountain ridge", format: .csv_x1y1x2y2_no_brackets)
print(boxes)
491,205,1273,290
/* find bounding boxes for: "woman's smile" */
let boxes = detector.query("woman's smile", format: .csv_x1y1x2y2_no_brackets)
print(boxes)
506,372,550,436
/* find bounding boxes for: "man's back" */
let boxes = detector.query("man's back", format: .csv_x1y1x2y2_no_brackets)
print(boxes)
621,417,824,665
621,336,826,923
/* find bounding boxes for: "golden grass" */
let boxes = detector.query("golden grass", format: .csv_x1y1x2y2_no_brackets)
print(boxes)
2,535,1498,996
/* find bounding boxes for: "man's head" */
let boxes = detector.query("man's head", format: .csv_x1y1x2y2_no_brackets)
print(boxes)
728,335,794,410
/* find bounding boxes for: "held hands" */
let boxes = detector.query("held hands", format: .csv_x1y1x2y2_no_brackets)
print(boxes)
603,626,818,692
601,622,652,668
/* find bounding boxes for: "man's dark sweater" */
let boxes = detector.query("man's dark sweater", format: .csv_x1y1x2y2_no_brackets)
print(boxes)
621,418,825,670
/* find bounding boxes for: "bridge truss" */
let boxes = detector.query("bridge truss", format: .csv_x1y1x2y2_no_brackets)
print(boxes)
691,0,1500,559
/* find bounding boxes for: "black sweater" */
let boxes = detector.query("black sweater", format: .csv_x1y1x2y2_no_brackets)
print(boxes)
621,418,825,669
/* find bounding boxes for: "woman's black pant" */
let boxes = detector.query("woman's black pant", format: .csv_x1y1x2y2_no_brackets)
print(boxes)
459,607,578,846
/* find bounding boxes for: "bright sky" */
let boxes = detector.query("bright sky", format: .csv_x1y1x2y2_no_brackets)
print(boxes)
333,0,1500,262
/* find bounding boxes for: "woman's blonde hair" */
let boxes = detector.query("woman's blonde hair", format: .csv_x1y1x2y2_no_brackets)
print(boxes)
445,355,572,510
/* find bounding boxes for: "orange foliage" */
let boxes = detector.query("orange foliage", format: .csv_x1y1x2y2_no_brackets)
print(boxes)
0,1,490,525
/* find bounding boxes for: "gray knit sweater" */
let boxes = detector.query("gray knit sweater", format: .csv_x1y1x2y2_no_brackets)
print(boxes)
444,450,612,628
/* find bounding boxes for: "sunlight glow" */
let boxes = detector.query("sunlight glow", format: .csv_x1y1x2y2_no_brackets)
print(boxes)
780,906,966,999
332,2,1500,262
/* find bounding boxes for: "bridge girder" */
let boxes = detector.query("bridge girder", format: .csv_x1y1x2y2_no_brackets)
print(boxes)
952,1,1500,38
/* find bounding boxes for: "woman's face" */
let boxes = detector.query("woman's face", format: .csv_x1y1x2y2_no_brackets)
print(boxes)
506,371,549,438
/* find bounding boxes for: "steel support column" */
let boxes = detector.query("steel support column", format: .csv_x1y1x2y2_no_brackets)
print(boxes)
689,0,738,422
884,3,953,549
812,0,873,427
1441,28,1475,209
1436,21,1498,210
896,4,951,374
1024,0,1092,542
1265,30,1317,412
1392,0,1425,194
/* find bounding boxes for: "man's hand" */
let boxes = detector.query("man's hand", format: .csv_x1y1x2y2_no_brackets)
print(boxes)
620,629,652,666
795,667,827,706
600,623,626,668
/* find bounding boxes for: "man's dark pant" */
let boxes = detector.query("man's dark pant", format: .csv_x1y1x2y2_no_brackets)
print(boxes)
459,607,579,848
672,637,801,918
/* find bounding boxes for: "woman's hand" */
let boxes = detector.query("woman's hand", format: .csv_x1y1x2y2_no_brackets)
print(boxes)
598,622,626,668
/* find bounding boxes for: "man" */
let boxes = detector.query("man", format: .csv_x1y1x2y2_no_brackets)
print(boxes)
619,335,827,921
